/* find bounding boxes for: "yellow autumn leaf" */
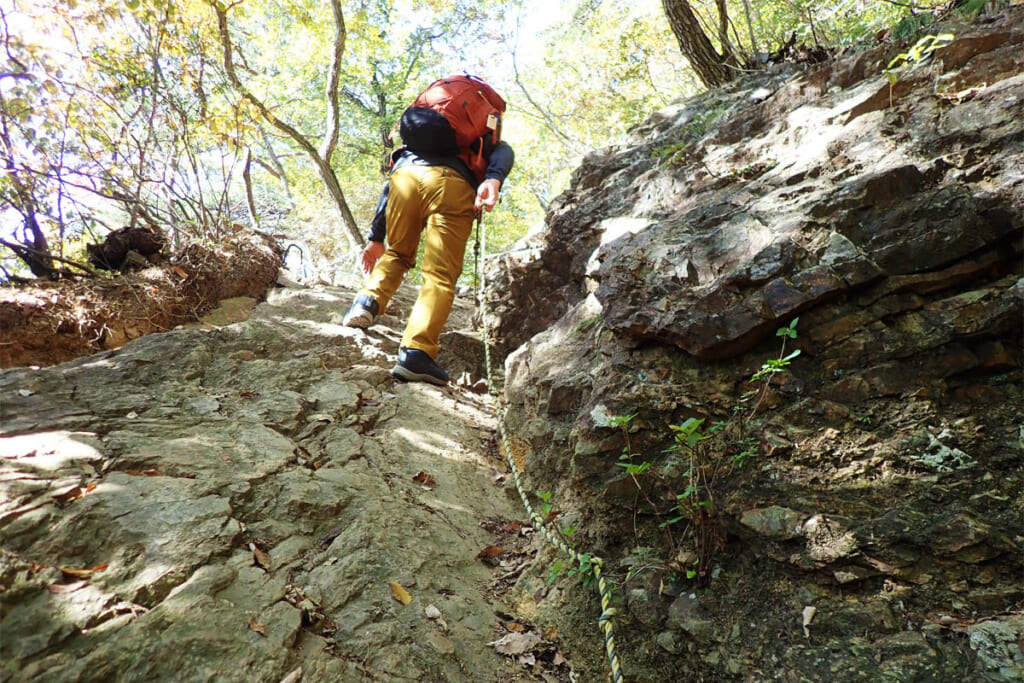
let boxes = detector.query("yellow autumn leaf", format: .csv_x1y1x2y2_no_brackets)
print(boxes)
389,581,412,605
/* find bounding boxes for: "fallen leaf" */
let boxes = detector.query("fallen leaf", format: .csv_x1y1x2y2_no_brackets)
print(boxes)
278,667,302,683
424,605,442,619
504,620,526,632
488,631,542,656
412,471,437,489
239,391,258,398
543,510,562,524
221,455,232,462
518,652,536,666
476,545,504,559
59,563,108,578
501,523,522,533
47,580,87,594
552,651,565,666
389,581,412,605
248,616,266,635
250,543,272,571
172,266,188,278
802,605,816,639
53,482,98,505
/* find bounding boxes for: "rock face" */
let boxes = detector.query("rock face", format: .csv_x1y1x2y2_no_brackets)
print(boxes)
491,8,1023,683
0,286,532,681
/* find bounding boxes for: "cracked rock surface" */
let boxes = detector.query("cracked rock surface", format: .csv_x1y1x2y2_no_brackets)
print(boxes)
1,285,530,682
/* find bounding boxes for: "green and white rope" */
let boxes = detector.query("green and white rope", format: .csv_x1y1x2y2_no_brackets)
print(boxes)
475,211,624,683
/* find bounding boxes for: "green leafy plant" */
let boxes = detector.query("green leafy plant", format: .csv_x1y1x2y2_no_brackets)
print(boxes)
548,553,596,588
538,490,554,519
883,33,956,104
745,318,801,418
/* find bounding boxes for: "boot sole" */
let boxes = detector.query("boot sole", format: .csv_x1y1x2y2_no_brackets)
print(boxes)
392,365,448,386
342,310,375,328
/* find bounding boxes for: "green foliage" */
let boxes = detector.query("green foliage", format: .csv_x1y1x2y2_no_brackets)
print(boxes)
886,33,956,74
604,319,802,585
955,0,1010,17
891,13,934,40
548,553,596,588
538,489,554,518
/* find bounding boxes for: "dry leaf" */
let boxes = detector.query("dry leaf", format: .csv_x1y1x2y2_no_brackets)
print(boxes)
278,667,303,683
501,523,522,533
250,543,272,571
504,620,526,632
248,616,266,635
802,605,816,639
552,651,565,666
476,545,504,559
172,266,188,278
412,471,437,489
221,455,232,462
424,605,442,619
59,563,108,578
54,482,98,505
240,391,258,398
488,631,542,656
47,580,87,594
389,581,412,605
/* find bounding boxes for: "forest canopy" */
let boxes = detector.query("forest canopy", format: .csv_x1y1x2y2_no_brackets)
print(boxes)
0,0,984,284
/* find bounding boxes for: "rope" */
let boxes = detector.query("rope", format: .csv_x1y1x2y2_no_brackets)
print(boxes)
475,210,624,683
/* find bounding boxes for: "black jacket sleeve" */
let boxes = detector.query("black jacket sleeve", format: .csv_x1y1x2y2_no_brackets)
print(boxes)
485,141,514,183
367,182,389,243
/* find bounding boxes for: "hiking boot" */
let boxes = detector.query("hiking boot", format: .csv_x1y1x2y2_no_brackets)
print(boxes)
392,347,449,386
343,294,379,329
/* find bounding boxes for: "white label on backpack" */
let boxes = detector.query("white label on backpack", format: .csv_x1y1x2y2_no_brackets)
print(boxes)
486,113,498,131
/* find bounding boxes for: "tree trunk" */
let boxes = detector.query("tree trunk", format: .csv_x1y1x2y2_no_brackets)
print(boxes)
662,0,736,89
742,0,759,55
715,0,735,66
243,148,259,230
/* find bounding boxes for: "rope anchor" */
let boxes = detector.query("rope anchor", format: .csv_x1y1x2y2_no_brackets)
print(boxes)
475,212,624,683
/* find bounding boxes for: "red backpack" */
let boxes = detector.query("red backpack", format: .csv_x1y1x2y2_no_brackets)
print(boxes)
398,74,505,183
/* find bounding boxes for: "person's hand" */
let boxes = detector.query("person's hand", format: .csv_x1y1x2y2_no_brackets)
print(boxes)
360,240,385,275
474,178,502,212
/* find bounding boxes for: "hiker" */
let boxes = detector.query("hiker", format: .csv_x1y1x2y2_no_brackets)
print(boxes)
343,74,515,386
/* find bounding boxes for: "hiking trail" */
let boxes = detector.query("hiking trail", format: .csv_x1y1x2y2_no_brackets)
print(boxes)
1,284,569,681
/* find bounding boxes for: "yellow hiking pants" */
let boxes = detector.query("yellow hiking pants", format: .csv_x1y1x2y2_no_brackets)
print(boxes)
361,165,476,359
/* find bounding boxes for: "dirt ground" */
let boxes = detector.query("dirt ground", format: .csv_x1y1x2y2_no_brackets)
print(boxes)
0,234,282,369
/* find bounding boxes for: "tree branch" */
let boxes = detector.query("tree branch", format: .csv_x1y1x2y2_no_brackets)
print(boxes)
320,0,346,162
207,0,363,246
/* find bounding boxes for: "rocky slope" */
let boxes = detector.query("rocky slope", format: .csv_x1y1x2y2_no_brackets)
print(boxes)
0,286,570,681
487,7,1023,682
2,9,1023,683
